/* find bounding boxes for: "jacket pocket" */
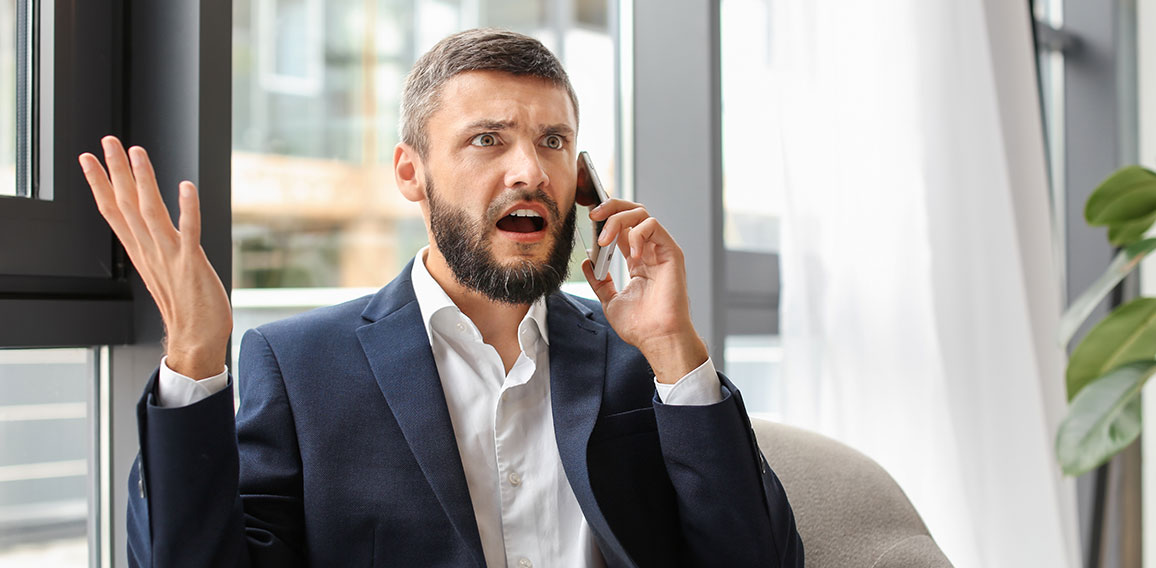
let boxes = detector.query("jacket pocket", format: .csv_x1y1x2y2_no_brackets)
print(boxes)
590,406,657,443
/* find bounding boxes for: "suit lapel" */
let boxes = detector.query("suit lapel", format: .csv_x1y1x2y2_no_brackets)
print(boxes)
547,294,634,567
356,265,485,567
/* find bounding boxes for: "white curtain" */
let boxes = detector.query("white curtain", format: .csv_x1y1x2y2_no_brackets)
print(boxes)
775,0,1080,566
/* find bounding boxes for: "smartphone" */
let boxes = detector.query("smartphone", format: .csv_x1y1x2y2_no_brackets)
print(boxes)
576,151,617,280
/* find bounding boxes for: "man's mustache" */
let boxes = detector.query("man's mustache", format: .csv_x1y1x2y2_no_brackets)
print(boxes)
484,188,562,224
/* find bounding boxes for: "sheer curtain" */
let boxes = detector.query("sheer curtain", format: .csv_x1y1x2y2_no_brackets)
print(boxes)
775,0,1080,566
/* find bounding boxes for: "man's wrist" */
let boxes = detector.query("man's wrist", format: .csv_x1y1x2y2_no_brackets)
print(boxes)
165,341,227,381
639,332,710,385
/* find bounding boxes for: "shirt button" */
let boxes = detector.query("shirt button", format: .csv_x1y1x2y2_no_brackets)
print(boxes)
508,472,522,486
456,322,467,333
518,558,532,568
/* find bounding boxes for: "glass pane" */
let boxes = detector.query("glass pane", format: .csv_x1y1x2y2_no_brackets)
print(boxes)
0,348,94,567
574,0,608,28
0,0,22,198
231,0,617,342
1032,0,1065,257
724,335,782,419
720,0,780,253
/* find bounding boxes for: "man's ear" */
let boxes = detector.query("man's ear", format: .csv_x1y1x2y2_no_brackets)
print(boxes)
394,143,425,203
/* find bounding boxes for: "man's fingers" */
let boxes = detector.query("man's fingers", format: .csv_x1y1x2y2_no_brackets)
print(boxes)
177,181,202,248
598,207,650,247
79,152,154,257
102,137,139,206
101,137,162,252
581,258,617,305
80,153,166,296
628,218,655,259
627,217,678,260
128,146,179,244
616,226,632,259
79,153,127,229
589,198,642,221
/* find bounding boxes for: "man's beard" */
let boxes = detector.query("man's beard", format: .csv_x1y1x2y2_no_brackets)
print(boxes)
427,177,576,305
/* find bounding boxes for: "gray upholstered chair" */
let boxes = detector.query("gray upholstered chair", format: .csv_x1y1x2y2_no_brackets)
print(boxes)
751,419,954,567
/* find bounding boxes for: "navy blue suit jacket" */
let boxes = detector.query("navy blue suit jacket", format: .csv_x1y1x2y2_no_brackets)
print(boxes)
127,263,803,567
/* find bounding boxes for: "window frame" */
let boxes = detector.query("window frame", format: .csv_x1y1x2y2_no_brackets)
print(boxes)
0,0,132,348
1032,0,1141,565
0,2,233,565
630,0,726,363
629,0,780,372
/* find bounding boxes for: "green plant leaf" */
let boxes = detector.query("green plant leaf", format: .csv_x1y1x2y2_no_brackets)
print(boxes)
1066,297,1156,400
1059,238,1156,347
1123,237,1156,259
1108,211,1156,247
1056,360,1153,476
1085,166,1156,225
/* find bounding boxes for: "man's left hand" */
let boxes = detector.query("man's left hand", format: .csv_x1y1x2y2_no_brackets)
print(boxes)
582,199,709,384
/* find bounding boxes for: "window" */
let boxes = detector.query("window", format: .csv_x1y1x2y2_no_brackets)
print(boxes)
0,0,25,198
720,0,781,416
721,0,779,254
0,348,98,567
0,0,130,348
1031,0,1143,561
1032,0,1067,298
0,2,136,565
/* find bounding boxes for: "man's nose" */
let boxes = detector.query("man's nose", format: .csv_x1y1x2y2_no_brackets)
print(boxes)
503,141,550,190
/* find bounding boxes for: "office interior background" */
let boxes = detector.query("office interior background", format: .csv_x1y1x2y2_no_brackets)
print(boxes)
0,0,1150,566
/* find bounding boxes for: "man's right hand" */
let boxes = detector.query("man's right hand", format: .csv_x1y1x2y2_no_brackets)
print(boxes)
79,136,232,380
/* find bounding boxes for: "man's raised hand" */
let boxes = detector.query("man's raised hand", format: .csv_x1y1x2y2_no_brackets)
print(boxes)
79,136,231,379
582,199,709,385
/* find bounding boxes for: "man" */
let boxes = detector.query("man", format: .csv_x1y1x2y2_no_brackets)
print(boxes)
79,29,803,567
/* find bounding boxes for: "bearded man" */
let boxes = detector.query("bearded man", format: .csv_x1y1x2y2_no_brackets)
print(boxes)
79,28,803,568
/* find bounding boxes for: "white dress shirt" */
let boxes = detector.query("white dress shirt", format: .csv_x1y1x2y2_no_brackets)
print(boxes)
158,248,722,567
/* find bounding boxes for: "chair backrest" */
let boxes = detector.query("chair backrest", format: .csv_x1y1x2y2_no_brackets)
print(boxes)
750,419,954,567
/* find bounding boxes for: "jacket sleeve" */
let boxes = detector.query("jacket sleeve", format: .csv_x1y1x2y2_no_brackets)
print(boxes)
127,328,306,567
652,373,804,567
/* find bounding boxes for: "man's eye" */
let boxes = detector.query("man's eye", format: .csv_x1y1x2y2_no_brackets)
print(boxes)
542,135,564,150
471,133,498,147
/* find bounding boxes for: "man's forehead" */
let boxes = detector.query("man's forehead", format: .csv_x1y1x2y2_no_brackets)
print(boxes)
433,70,577,129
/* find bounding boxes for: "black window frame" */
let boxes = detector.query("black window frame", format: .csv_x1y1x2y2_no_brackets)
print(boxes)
0,2,233,565
0,0,132,347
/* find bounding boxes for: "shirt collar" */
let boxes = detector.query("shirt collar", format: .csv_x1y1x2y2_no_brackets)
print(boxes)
410,247,550,346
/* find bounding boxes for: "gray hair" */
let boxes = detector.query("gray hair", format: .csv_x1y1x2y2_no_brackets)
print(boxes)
399,28,580,157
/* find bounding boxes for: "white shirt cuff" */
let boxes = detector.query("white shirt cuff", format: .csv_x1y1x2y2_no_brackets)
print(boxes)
157,356,229,408
654,357,724,406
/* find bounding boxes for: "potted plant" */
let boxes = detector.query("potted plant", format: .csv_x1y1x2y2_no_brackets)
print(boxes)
1057,165,1156,475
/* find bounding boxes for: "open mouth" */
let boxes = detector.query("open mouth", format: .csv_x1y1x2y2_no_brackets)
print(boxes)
496,209,547,233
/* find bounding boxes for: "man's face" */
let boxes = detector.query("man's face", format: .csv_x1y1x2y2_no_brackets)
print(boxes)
419,71,580,304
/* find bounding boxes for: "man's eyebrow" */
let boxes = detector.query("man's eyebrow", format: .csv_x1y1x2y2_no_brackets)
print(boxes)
463,119,515,132
542,124,575,138
460,120,575,138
